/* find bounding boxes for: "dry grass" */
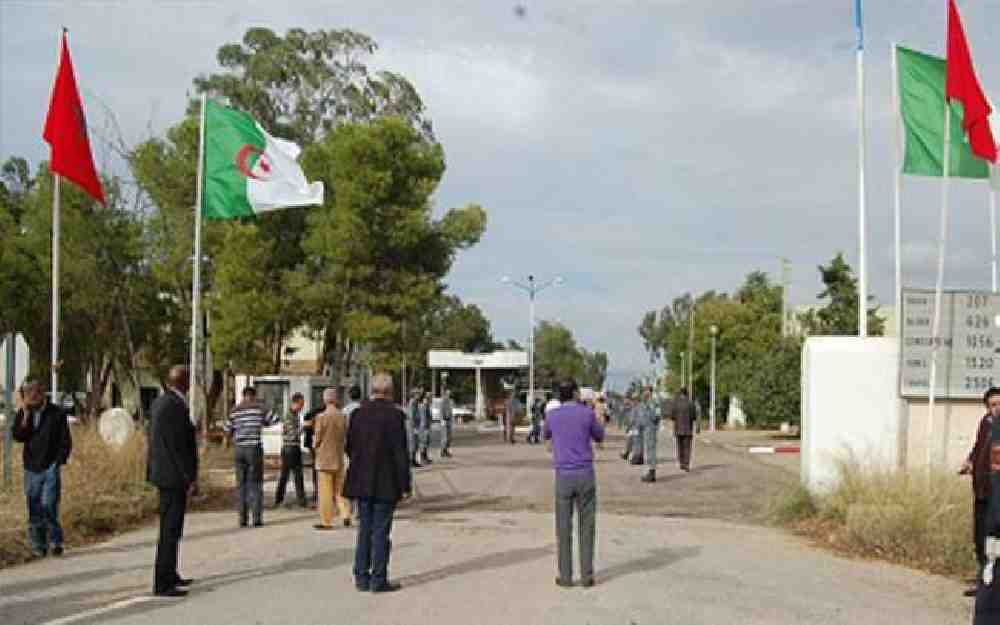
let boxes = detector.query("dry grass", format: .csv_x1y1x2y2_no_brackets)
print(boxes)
771,458,974,578
0,426,232,569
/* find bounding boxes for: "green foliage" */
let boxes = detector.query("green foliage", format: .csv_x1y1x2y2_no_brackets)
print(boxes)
639,271,796,426
193,27,433,145
799,252,885,336
297,117,486,378
533,321,607,389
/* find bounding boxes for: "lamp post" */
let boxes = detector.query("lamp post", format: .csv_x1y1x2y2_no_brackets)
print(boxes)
709,325,718,432
680,351,686,391
501,275,563,411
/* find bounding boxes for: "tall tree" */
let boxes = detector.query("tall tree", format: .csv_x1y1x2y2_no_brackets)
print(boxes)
297,117,486,382
799,253,885,336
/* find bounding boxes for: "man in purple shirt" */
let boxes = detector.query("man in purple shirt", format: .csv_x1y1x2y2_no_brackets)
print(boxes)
544,379,605,588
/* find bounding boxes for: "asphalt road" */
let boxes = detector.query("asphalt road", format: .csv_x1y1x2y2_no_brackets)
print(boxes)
0,426,971,625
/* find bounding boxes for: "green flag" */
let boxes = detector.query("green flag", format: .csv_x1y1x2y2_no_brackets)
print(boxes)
897,45,990,179
202,99,323,220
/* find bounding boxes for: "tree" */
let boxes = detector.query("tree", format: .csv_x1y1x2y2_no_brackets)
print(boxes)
297,117,486,382
799,252,885,336
581,350,609,388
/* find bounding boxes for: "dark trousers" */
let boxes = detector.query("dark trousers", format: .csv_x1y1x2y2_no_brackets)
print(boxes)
354,498,397,588
153,488,187,593
235,446,264,525
676,435,693,470
527,421,541,444
24,463,63,553
275,446,306,506
975,562,1000,623
555,473,597,583
975,498,989,567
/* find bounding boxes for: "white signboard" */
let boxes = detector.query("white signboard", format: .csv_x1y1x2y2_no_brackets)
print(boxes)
900,289,1000,398
0,333,30,392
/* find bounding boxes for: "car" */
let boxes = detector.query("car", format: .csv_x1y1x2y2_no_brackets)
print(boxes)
430,398,475,423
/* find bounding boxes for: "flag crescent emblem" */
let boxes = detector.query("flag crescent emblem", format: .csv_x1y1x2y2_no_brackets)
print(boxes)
236,144,268,180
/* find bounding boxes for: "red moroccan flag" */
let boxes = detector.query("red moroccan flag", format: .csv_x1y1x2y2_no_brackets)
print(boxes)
42,31,105,204
946,0,997,163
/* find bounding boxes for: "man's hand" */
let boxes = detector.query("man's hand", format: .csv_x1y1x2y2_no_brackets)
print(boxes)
187,482,198,498
960,460,974,475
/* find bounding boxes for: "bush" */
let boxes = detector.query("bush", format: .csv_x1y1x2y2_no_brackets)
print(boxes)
1,426,157,568
772,457,973,578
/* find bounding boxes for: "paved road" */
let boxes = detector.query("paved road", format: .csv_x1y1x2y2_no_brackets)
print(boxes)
0,427,971,625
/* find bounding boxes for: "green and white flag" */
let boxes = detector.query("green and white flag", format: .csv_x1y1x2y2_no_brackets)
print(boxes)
897,46,990,180
201,99,323,220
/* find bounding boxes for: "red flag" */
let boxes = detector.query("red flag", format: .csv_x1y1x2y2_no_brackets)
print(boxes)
946,0,997,163
43,31,105,204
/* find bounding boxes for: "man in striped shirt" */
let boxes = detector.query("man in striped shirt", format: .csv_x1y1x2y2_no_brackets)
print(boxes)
224,387,277,528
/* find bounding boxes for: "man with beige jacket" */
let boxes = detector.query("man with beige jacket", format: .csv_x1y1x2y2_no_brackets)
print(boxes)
313,388,351,530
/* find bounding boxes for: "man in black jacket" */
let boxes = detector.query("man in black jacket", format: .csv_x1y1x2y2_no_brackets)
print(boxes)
343,373,411,593
147,365,198,598
12,379,72,558
974,411,1000,622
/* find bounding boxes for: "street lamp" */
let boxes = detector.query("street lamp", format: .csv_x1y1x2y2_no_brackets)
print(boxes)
709,325,718,432
501,274,563,410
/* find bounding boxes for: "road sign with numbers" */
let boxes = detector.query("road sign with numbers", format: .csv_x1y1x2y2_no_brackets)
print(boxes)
900,289,1000,398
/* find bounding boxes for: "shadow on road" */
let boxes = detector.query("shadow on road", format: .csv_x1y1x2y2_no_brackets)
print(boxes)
396,545,554,589
595,546,701,585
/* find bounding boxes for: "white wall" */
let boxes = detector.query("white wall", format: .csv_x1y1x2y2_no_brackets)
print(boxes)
800,337,902,492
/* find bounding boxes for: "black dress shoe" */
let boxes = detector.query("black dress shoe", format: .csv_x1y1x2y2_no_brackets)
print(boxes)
343,518,352,528
355,581,371,592
52,545,64,557
964,587,978,597
371,581,402,593
174,577,194,586
154,588,189,598
580,578,595,588
555,577,573,588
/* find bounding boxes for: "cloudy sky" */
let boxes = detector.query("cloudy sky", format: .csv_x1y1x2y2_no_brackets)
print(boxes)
2,1,999,388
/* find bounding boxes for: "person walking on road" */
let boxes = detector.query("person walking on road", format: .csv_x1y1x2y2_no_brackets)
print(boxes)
274,392,307,509
639,386,660,483
962,387,999,596
344,373,412,593
620,395,642,464
669,388,697,473
527,396,544,445
544,379,605,589
505,388,522,444
314,388,351,530
419,392,434,465
12,379,72,560
224,386,277,528
408,390,423,468
146,365,197,597
440,389,455,458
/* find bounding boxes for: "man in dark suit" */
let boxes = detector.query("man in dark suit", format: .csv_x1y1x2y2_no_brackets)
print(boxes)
961,387,998,597
669,388,697,472
973,408,1000,622
343,372,411,593
147,365,198,598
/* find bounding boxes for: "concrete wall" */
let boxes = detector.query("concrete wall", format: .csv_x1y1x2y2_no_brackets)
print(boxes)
800,336,986,490
904,399,981,472
800,337,902,491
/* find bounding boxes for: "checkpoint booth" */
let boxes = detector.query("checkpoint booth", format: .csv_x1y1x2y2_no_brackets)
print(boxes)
426,350,528,420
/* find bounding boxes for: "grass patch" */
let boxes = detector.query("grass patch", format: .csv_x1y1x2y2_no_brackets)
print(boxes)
770,458,973,578
0,426,231,569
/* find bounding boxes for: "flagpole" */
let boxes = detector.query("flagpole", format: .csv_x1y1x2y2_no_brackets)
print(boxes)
190,93,207,424
991,187,997,293
51,174,60,403
927,103,951,473
856,0,868,338
891,42,903,338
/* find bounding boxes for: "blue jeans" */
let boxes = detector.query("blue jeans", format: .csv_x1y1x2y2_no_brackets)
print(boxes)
24,463,64,553
354,498,397,588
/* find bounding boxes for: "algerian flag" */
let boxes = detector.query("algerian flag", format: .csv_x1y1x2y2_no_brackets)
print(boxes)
897,46,990,179
202,99,323,220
